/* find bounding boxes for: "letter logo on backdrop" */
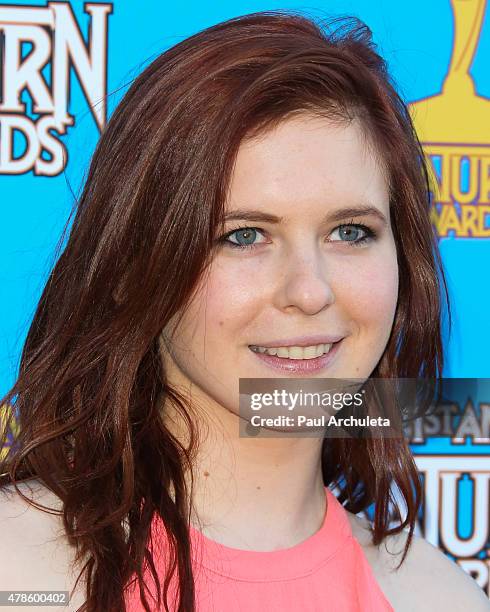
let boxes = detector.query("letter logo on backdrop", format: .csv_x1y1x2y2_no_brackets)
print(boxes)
415,455,490,596
409,0,490,238
0,2,112,176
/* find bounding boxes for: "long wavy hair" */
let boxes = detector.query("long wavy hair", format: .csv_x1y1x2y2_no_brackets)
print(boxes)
0,11,450,612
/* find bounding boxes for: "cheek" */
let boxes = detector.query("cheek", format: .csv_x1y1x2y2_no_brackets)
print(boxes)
332,250,398,329
179,261,264,349
164,262,265,412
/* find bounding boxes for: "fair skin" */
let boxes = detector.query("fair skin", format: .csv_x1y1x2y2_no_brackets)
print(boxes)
0,114,488,611
160,113,398,549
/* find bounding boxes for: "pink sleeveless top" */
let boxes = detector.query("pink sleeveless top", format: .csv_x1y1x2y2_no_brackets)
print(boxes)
125,487,394,611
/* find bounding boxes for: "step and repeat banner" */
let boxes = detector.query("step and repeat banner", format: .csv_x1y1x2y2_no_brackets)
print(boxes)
0,0,488,596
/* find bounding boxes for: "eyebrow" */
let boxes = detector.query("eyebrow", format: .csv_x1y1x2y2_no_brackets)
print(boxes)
223,204,388,226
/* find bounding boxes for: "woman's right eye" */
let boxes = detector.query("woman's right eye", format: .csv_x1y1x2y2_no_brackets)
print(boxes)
219,227,267,250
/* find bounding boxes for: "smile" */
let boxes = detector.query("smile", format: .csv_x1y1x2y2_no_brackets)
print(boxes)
249,343,332,360
248,340,343,374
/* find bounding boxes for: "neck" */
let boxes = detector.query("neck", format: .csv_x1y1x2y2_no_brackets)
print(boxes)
161,377,327,552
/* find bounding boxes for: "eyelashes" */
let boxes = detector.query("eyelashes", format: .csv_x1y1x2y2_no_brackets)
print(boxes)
219,227,267,250
217,221,378,251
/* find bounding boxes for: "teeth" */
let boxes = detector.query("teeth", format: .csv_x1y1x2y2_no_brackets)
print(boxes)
287,347,303,359
303,345,320,359
250,343,333,360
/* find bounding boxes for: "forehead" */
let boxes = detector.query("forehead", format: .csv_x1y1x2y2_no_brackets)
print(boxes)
227,114,389,218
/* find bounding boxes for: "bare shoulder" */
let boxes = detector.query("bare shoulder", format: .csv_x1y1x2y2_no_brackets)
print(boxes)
0,479,86,611
346,512,490,612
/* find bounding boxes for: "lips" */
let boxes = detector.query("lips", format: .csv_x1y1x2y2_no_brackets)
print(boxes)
248,334,345,348
249,343,332,359
248,339,343,374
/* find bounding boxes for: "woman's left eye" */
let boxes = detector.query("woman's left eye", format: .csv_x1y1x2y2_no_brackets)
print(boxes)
219,227,267,250
328,223,376,247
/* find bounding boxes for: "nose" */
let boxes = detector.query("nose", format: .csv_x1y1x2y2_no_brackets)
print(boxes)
277,246,335,315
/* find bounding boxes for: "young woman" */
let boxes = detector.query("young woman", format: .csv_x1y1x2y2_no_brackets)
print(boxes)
0,11,488,612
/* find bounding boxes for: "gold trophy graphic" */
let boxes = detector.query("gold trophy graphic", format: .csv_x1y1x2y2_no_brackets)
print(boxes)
409,0,490,237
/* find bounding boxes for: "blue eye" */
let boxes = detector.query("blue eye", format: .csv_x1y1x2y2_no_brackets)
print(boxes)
220,227,267,250
329,224,375,246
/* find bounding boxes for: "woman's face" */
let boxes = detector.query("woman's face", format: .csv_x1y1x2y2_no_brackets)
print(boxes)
160,114,398,414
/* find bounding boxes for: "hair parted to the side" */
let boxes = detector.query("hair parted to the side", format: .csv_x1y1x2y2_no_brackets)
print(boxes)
0,10,450,612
